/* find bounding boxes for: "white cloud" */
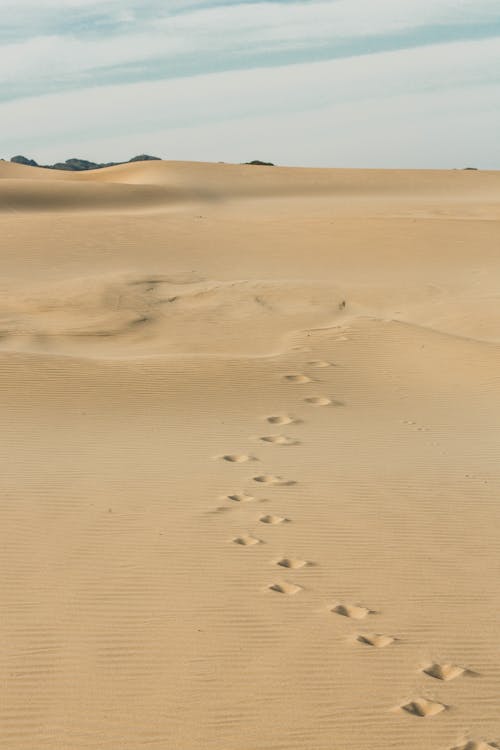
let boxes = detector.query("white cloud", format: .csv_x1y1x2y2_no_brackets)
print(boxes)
158,0,500,39
0,32,191,86
2,0,499,100
1,36,499,168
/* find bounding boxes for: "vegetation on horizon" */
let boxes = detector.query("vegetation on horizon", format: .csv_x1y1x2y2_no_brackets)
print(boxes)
8,154,161,171
7,155,276,171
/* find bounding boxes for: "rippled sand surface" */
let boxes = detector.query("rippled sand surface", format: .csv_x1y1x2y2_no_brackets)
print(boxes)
1,160,500,750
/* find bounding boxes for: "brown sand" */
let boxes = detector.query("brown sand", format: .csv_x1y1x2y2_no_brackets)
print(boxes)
1,159,500,749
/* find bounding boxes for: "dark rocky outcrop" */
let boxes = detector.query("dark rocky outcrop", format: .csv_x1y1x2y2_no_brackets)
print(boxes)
244,160,275,166
128,154,161,163
11,155,39,167
51,158,102,171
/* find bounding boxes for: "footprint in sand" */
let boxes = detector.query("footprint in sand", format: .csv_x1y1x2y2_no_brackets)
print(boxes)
400,698,446,718
266,415,296,425
224,492,255,503
221,454,254,463
232,535,262,546
210,506,232,515
269,582,302,595
423,663,468,681
276,558,309,569
260,435,299,446
357,633,395,648
253,475,296,485
283,374,312,384
307,360,332,368
332,603,375,620
259,514,289,525
452,742,499,750
266,414,301,424
305,396,332,406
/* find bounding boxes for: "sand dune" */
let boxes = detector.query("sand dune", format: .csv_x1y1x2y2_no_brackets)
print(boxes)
1,160,500,750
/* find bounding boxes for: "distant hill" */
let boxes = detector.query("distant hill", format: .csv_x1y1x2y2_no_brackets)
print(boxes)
9,154,161,171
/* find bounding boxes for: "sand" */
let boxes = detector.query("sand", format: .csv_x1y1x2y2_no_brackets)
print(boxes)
0,159,500,750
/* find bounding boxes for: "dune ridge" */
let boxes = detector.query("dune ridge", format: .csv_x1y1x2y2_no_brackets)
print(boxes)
1,270,500,360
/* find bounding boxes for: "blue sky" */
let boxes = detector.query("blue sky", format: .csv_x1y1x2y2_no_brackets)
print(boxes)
1,0,500,167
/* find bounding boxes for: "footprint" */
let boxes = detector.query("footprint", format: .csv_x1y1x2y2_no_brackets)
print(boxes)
423,663,466,681
357,633,394,648
232,535,261,546
260,514,288,525
452,742,499,750
305,396,332,406
307,360,332,368
276,558,308,569
223,493,253,504
260,435,299,446
333,603,374,620
267,415,295,425
283,374,312,384
253,475,295,485
400,698,446,718
221,454,253,463
269,582,302,595
225,493,255,503
210,506,232,514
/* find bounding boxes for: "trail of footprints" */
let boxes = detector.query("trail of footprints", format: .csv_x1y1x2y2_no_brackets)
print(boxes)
215,358,487,744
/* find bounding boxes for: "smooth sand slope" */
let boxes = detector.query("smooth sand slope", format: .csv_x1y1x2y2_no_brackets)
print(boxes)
1,159,500,750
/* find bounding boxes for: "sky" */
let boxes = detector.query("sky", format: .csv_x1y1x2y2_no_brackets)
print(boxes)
1,0,500,168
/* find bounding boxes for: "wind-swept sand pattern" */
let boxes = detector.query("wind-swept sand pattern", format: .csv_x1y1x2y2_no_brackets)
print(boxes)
1,160,500,749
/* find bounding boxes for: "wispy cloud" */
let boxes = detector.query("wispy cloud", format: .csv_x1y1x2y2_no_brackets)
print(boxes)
1,0,500,102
